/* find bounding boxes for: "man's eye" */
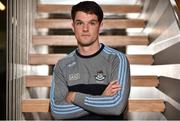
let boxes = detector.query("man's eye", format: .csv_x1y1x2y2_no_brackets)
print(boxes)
76,22,83,25
90,21,97,25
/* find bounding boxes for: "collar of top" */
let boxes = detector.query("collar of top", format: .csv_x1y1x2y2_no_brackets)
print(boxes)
76,43,104,58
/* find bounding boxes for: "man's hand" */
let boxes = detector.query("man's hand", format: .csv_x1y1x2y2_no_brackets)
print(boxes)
102,80,121,96
66,92,76,103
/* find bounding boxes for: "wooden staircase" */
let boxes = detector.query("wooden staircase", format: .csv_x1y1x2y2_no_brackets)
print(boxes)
22,3,165,117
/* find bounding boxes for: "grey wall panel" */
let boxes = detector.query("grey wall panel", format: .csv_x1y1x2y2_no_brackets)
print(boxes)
148,1,178,43
163,102,180,120
141,0,179,45
154,42,180,64
142,0,159,21
158,76,180,103
7,0,38,120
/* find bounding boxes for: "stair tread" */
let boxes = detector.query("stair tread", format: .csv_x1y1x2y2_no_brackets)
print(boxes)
131,76,159,87
33,35,149,46
25,75,159,87
37,4,142,13
35,18,145,29
28,54,154,65
21,99,165,112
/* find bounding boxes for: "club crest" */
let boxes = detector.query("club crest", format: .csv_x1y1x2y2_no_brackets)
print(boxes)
94,70,106,82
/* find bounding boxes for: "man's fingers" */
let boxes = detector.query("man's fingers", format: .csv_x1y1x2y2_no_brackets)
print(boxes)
110,88,120,96
109,80,119,85
110,91,118,96
105,80,117,90
111,87,121,92
109,80,120,89
109,87,121,96
102,80,121,96
111,84,121,89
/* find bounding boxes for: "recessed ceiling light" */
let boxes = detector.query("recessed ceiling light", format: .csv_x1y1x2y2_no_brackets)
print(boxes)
0,1,5,11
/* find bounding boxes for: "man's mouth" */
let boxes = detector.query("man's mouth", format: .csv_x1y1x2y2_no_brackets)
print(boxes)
82,34,90,36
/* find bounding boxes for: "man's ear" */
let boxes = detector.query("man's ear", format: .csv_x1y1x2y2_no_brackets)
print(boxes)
71,22,75,32
99,22,103,33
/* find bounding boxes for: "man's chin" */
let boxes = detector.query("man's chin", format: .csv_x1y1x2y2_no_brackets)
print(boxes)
79,43,92,47
78,41,95,47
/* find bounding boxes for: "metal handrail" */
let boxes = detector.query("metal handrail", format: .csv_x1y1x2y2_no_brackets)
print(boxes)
169,0,180,29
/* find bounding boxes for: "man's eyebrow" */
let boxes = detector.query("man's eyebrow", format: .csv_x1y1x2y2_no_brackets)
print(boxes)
74,19,82,22
91,20,98,22
74,19,98,22
74,20,82,23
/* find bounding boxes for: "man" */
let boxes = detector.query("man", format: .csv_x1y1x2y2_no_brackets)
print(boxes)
50,1,130,120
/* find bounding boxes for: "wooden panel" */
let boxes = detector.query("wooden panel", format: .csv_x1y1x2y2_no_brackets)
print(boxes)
127,55,154,65
28,54,154,65
32,35,149,46
28,54,66,65
35,19,145,29
22,99,50,112
131,76,159,87
21,99,165,112
25,75,159,87
128,100,165,112
37,4,142,13
176,0,180,10
26,76,52,87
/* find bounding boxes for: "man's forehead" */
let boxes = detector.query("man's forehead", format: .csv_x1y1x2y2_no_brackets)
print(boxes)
74,11,98,21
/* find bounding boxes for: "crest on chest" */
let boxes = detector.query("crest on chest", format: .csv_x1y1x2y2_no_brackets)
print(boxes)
94,70,106,83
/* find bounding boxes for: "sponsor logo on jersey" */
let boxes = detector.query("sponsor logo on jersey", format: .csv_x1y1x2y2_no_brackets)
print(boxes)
68,61,76,67
94,70,106,83
69,73,80,81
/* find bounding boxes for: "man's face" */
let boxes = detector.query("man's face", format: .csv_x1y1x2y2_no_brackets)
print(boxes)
72,11,102,46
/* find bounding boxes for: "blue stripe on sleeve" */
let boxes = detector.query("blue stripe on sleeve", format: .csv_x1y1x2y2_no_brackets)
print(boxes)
83,46,127,107
50,73,83,114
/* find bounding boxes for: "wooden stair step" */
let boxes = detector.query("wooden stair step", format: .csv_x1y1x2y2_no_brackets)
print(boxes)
28,54,154,65
128,100,165,112
35,19,145,29
26,75,52,87
38,4,142,14
127,55,154,65
25,75,159,87
29,54,65,65
33,35,149,46
21,99,165,112
131,76,159,87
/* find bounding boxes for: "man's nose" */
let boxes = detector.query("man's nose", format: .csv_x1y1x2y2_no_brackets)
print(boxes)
83,24,89,31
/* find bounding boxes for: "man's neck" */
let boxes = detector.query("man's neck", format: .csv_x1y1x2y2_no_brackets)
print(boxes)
78,42,100,56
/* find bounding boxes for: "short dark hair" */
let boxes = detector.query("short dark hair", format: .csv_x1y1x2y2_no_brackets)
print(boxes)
71,1,104,23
